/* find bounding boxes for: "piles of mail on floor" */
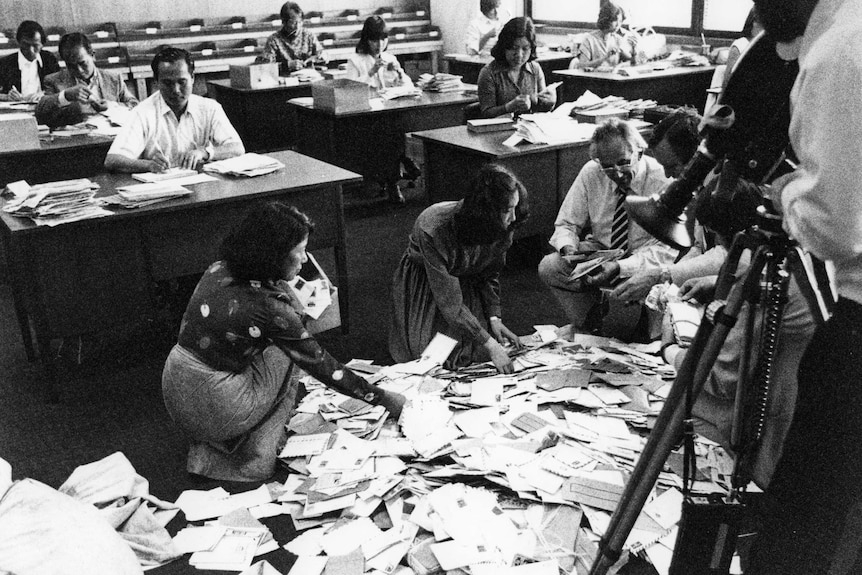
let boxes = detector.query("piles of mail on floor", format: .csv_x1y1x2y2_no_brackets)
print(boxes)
167,327,740,574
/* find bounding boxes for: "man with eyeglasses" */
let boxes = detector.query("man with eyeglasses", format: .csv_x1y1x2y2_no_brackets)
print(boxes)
538,118,677,338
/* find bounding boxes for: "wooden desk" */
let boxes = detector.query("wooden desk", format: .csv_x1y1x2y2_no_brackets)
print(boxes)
207,79,313,152
289,90,477,186
0,151,360,395
554,65,716,110
444,51,573,85
0,134,114,187
412,125,594,240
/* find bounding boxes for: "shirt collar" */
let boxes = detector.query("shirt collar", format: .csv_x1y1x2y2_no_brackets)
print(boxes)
155,90,198,120
18,50,42,69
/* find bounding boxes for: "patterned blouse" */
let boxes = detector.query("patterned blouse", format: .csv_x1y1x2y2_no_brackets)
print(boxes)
257,26,325,73
177,261,383,404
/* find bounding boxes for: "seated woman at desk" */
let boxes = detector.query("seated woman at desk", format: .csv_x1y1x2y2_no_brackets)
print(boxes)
465,0,509,57
162,202,406,481
257,2,327,74
569,1,637,70
390,164,525,374
477,17,556,118
345,15,413,91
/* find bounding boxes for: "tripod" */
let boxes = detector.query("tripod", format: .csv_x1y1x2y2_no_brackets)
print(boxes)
589,210,834,575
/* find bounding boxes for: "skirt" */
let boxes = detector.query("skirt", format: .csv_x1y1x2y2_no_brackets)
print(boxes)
161,344,300,482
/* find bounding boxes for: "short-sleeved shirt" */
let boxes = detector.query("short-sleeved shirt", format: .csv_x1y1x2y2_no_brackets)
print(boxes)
107,92,243,166
177,261,383,403
464,10,509,56
575,30,635,68
257,27,324,73
477,59,552,116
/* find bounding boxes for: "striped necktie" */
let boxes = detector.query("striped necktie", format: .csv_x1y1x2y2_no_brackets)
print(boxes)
610,186,629,253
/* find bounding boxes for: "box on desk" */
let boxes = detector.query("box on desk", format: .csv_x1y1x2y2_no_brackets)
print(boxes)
229,63,279,89
311,78,371,113
0,113,40,152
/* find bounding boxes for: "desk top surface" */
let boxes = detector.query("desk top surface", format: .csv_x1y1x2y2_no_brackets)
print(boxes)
288,89,478,118
554,63,716,82
0,150,361,235
412,124,595,158
0,132,114,159
444,51,573,65
207,78,317,94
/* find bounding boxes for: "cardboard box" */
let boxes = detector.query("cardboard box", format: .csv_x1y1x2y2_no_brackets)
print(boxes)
0,113,40,152
311,79,371,113
229,63,279,89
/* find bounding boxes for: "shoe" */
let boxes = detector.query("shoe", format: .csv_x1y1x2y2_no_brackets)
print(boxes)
386,183,405,204
400,156,421,181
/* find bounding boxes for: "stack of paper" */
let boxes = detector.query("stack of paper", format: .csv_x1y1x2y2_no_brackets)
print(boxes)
2,178,112,226
416,73,464,93
379,85,422,100
203,153,284,177
101,182,194,209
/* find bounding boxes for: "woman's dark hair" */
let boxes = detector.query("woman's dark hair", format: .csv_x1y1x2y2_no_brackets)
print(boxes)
480,0,499,16
597,1,624,32
454,164,529,245
356,15,388,54
220,202,314,281
490,17,538,63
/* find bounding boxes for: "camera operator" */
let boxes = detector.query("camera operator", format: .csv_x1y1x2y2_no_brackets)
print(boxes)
746,0,862,572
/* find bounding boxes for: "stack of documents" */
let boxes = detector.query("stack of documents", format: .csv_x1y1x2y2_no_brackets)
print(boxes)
379,85,422,100
203,153,284,177
503,113,586,146
2,178,112,225
416,73,464,93
99,182,194,209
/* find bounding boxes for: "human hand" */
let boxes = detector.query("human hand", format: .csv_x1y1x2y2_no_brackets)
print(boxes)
612,267,661,302
485,337,514,374
91,99,109,112
507,94,531,113
7,86,23,101
178,148,207,170
584,261,620,287
23,90,43,103
64,84,92,103
490,318,523,350
148,150,171,173
679,275,717,304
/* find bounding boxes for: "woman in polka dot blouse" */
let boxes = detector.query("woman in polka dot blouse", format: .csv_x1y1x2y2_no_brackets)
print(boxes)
162,202,406,482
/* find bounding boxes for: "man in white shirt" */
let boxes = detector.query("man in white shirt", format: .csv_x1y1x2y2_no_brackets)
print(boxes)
538,118,676,337
465,0,509,57
0,20,61,102
744,0,862,572
104,47,244,173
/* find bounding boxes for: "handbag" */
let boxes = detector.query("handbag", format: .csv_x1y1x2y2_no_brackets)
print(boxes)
628,26,668,61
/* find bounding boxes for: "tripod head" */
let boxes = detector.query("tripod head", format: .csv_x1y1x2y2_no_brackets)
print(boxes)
627,33,800,249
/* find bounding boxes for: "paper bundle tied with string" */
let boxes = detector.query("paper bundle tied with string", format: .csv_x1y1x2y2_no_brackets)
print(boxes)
287,253,340,334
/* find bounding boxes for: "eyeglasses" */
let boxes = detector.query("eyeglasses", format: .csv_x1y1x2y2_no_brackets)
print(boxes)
594,151,642,174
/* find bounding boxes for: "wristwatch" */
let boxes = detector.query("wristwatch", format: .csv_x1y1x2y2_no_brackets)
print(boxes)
659,265,672,284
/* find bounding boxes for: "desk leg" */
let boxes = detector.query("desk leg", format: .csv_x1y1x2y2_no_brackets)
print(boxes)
135,78,148,100
333,183,350,335
431,51,439,74
3,235,36,361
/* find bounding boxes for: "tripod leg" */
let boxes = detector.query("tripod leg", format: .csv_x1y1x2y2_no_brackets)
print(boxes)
590,240,775,575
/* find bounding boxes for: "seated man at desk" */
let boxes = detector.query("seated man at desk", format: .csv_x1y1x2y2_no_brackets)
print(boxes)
36,32,138,128
465,0,509,57
538,118,676,338
0,20,61,102
104,47,244,173
257,2,327,74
